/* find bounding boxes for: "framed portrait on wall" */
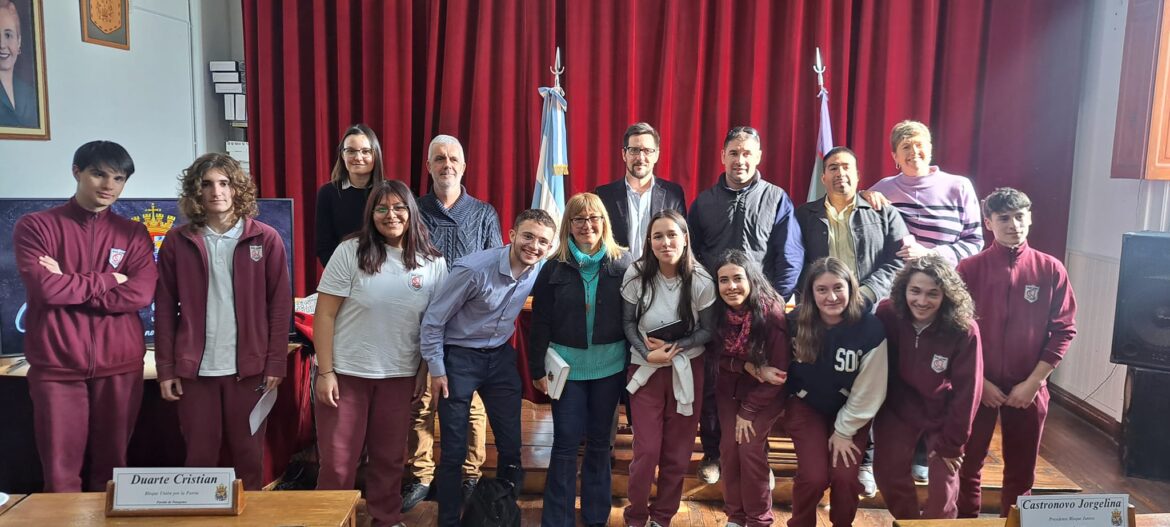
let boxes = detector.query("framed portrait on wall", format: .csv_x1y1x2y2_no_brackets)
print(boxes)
80,0,128,50
0,0,50,140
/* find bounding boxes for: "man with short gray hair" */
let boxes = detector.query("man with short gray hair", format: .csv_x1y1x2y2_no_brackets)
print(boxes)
403,134,502,511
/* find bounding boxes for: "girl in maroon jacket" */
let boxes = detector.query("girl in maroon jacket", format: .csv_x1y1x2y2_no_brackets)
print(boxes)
712,249,790,527
154,153,292,490
873,255,982,519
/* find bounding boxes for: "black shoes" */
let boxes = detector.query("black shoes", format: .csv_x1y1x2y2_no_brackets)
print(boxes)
400,481,430,512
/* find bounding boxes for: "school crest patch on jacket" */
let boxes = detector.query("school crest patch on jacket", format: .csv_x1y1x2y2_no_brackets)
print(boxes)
931,354,949,373
409,273,423,291
108,248,126,268
249,245,263,262
1024,284,1039,303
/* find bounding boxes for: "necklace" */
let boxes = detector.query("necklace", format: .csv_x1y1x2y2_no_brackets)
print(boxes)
911,320,932,348
660,274,682,292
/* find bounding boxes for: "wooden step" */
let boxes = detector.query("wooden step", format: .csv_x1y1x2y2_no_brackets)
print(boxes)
427,401,1080,514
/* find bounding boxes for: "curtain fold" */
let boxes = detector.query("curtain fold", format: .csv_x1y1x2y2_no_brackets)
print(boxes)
244,0,1089,296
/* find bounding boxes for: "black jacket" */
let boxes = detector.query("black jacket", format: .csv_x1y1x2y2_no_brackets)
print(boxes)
594,177,687,249
527,250,634,378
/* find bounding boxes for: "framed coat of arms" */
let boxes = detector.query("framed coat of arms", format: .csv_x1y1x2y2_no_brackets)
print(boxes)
80,0,128,50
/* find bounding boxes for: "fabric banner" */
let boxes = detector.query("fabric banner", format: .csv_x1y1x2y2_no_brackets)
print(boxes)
533,86,567,231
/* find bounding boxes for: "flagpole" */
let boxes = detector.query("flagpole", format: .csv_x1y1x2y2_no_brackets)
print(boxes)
808,46,833,202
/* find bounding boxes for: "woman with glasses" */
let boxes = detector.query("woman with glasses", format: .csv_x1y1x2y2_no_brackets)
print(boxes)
786,257,888,527
315,123,387,267
528,192,633,527
313,181,446,527
621,209,717,527
711,250,789,527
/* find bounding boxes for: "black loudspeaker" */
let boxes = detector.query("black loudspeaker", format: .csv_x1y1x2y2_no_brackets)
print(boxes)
1109,231,1170,371
1121,367,1170,481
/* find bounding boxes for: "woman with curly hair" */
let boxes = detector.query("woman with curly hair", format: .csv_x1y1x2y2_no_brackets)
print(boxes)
785,257,888,527
155,153,292,490
873,254,982,519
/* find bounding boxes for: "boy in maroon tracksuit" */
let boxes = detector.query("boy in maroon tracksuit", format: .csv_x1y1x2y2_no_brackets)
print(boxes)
13,141,158,492
874,256,982,519
154,153,292,490
955,187,1077,517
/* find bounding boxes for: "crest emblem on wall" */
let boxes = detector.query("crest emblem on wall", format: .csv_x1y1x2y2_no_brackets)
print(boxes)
89,0,124,34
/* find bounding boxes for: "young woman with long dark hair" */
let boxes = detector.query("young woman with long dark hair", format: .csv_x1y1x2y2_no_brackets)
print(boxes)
313,180,445,527
620,209,716,527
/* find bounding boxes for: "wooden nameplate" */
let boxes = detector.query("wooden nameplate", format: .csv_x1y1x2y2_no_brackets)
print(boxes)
104,479,245,517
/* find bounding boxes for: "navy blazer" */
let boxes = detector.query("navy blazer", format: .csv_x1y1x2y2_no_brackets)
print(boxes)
594,177,687,249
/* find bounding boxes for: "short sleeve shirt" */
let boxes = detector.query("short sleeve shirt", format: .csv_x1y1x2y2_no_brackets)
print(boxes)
621,263,716,355
317,239,448,378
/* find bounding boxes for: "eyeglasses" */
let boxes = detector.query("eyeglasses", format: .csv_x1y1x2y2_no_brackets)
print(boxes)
374,204,410,215
342,148,374,158
570,215,604,227
623,147,658,157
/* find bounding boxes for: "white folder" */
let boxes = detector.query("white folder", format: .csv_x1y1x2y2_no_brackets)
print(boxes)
544,348,570,400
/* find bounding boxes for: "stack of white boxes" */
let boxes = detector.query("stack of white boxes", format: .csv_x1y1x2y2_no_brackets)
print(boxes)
210,61,246,123
226,141,250,175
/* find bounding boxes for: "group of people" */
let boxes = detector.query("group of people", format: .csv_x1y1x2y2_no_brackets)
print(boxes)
13,117,1076,527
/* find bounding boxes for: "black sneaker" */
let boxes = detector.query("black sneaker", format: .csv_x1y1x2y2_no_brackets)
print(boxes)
401,481,429,512
462,478,479,502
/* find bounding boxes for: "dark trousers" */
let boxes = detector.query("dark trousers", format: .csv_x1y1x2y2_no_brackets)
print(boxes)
698,347,721,458
28,369,142,492
957,385,1049,518
437,344,525,527
873,408,961,519
176,374,267,490
542,371,624,527
785,397,871,527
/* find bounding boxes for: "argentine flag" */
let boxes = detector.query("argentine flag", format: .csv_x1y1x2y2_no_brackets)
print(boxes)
533,86,567,234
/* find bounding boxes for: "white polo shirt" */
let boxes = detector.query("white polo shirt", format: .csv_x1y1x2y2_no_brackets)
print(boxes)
200,219,244,376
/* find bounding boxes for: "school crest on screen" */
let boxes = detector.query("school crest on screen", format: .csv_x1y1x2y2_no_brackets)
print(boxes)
931,354,948,373
250,245,263,262
1024,284,1039,303
108,248,126,268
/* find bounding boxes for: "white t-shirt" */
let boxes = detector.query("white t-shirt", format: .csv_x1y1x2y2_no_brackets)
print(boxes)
317,239,448,379
620,262,716,356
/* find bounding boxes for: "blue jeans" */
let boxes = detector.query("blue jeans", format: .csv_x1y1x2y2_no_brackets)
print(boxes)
436,344,525,527
542,371,625,526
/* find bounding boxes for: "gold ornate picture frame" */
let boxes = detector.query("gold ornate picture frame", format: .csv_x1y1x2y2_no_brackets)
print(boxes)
0,0,50,140
80,0,128,51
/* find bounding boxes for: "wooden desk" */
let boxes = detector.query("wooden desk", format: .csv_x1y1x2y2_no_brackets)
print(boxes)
0,494,25,516
0,490,360,526
894,513,1170,527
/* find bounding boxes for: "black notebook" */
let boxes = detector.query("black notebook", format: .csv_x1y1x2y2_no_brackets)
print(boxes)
646,320,688,341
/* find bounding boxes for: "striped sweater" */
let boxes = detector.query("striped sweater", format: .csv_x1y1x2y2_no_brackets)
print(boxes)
869,167,983,266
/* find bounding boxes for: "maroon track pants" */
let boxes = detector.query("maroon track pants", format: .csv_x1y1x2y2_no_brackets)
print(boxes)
28,369,142,492
175,374,267,490
785,397,871,527
715,373,785,527
957,385,1049,518
873,406,962,519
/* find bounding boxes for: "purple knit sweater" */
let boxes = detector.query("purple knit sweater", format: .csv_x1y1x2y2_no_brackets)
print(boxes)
869,166,983,266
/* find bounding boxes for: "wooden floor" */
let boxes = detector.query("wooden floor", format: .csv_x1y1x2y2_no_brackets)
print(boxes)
382,400,1170,526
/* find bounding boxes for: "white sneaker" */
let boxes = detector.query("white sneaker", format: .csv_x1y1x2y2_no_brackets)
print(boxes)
858,465,877,498
698,457,721,484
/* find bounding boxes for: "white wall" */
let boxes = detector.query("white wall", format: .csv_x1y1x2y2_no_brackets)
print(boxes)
1053,0,1170,421
0,0,243,199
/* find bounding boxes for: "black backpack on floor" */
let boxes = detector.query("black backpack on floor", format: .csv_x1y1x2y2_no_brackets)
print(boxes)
460,477,520,527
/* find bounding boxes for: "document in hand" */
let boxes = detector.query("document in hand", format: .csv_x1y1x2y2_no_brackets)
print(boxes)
249,387,278,435
544,348,570,400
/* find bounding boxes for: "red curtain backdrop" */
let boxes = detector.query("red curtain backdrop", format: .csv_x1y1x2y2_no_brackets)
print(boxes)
243,0,1089,296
